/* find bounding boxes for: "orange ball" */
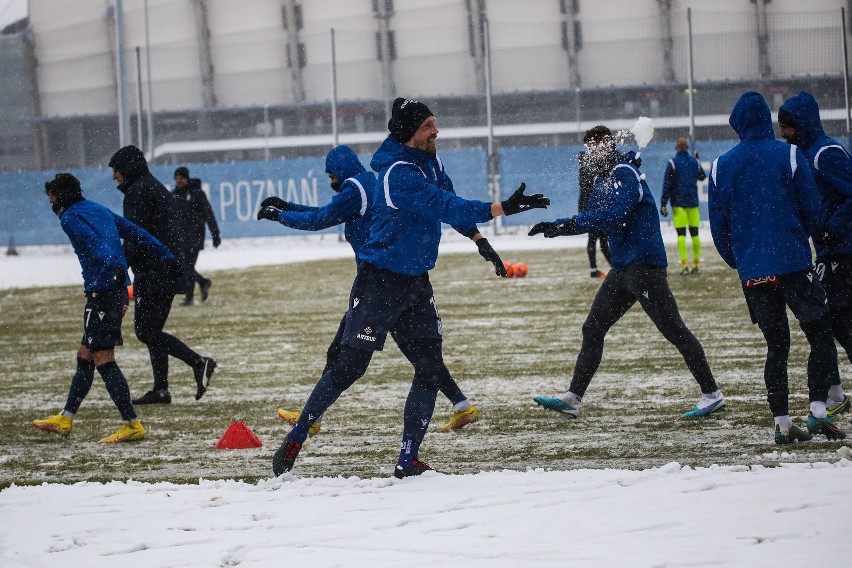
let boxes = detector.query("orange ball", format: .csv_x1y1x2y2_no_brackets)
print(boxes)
503,261,515,277
127,284,134,301
513,262,529,277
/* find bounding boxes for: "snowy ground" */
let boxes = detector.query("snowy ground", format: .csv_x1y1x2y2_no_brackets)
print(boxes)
1,228,851,568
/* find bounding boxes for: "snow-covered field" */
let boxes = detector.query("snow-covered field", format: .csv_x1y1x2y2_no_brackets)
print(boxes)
1,230,850,568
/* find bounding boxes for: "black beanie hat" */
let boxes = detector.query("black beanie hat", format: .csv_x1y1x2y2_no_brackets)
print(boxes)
174,166,190,179
777,108,796,128
388,97,433,143
44,172,81,196
45,173,84,216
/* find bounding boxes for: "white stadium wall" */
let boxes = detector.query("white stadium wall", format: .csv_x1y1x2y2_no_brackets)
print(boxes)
27,0,851,118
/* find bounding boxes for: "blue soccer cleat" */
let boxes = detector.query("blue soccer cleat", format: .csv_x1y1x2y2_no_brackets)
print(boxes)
533,396,580,418
682,395,726,418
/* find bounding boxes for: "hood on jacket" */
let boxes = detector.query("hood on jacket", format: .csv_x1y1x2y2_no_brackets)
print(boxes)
728,91,775,142
370,134,433,174
325,145,367,182
779,91,825,150
108,145,150,186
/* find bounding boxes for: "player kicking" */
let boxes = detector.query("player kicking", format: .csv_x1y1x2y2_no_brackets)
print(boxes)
529,126,725,420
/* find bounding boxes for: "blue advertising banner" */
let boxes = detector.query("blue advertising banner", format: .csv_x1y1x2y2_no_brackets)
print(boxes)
0,141,739,246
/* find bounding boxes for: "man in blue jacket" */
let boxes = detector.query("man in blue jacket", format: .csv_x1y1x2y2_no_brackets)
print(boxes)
659,138,707,275
271,98,549,478
778,91,851,418
33,173,177,443
529,125,724,420
709,91,845,444
109,146,217,404
259,145,482,433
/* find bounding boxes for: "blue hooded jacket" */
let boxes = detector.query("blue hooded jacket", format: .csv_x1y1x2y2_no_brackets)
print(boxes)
557,155,666,271
358,135,492,276
59,199,175,293
709,91,822,280
780,91,852,258
276,146,375,261
660,150,706,209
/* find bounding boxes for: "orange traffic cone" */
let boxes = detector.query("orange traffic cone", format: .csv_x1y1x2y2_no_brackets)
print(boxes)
215,421,263,449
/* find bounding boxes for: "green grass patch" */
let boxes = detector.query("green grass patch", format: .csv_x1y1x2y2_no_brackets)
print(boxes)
1,246,847,487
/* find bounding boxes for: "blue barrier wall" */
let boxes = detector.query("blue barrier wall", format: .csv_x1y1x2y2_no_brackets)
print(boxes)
1,140,742,246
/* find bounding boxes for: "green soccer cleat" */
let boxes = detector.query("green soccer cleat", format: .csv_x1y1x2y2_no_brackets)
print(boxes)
33,413,73,435
806,413,846,441
827,394,850,417
533,396,580,418
774,424,812,445
439,405,480,431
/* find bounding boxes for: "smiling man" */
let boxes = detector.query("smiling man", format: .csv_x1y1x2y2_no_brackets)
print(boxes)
271,98,550,478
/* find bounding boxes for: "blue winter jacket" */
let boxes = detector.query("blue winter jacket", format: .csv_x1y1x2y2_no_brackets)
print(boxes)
709,91,822,280
358,135,492,276
660,150,706,209
556,156,667,271
780,91,852,258
59,199,175,293
276,146,375,261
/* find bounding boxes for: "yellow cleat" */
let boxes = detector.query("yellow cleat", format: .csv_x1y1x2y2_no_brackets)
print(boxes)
439,405,480,431
277,408,321,436
99,419,146,443
33,413,73,435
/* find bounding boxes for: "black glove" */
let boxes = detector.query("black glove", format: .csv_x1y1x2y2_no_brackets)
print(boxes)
475,238,508,277
693,151,700,160
501,182,550,216
113,267,126,289
165,258,184,280
260,196,291,211
528,218,577,238
257,205,283,221
624,151,642,169
212,234,221,248
813,226,840,248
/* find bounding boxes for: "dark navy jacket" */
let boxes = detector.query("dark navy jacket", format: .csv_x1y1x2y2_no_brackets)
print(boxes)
709,91,822,280
780,91,852,258
558,156,667,271
276,146,374,262
59,199,174,293
661,150,706,209
174,178,220,251
358,135,492,276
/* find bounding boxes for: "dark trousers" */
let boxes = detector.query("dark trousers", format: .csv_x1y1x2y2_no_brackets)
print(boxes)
134,288,202,391
742,269,836,416
184,248,210,301
569,264,718,398
587,231,611,270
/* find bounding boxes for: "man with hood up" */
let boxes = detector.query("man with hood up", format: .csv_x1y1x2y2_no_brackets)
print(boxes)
259,145,481,433
709,91,846,445
270,99,549,478
778,91,851,418
108,145,217,405
529,125,724,421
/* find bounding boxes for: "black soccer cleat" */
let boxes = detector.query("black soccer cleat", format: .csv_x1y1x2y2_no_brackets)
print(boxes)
272,439,302,476
194,357,217,401
393,459,433,479
131,389,171,405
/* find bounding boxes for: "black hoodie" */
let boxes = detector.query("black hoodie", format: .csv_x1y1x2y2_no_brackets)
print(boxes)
109,145,184,291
